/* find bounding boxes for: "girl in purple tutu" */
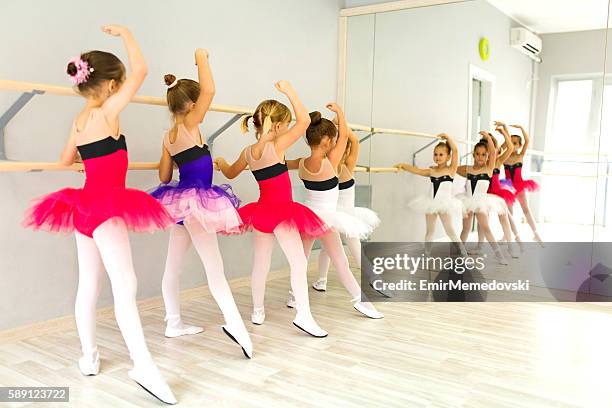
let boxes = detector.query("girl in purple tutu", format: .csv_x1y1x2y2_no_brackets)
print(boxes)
150,49,252,358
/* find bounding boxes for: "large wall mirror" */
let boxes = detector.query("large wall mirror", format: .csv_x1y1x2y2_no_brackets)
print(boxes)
340,0,612,297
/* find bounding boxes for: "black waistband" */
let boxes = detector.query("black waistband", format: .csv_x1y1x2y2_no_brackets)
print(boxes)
173,145,210,166
302,177,339,191
77,135,127,160
252,162,288,181
430,175,453,198
339,179,355,190
504,162,522,180
467,173,491,194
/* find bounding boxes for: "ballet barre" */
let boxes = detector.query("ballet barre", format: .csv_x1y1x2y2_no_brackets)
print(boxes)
0,160,402,174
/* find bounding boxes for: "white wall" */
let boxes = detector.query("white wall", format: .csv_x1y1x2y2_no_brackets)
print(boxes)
0,0,343,330
343,0,534,241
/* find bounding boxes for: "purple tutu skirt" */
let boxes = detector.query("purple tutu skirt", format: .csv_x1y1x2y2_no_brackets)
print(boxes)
149,179,242,234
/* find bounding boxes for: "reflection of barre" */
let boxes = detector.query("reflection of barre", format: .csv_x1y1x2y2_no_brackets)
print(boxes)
355,166,401,173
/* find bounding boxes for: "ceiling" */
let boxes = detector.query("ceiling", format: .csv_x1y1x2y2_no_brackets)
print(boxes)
487,0,610,34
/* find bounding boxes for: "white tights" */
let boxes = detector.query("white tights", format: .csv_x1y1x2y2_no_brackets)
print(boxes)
251,227,311,312
317,235,361,281
305,232,361,300
74,218,151,365
161,223,243,328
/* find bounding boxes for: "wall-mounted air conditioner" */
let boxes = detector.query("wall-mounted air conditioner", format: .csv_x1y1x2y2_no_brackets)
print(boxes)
510,27,542,61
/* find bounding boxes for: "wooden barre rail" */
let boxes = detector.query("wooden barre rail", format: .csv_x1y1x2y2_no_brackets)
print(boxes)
1,79,449,141
0,161,401,173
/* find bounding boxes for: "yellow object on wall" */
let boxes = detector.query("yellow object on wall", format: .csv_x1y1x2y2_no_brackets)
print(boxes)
479,37,490,61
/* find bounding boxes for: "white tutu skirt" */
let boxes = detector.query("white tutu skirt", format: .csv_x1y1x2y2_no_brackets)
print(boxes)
457,193,507,216
337,185,381,230
305,205,372,239
408,195,463,216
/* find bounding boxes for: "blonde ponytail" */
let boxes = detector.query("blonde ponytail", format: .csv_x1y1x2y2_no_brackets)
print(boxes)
241,115,253,134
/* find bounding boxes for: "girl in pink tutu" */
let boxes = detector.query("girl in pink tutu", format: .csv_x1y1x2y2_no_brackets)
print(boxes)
215,81,329,337
503,124,543,246
396,133,467,257
149,49,252,358
23,26,176,404
285,105,383,319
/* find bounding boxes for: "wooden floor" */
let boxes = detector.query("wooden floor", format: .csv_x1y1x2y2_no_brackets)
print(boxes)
2,263,612,408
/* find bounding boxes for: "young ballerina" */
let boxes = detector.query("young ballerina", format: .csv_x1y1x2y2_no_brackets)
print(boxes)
312,126,380,292
285,106,383,318
503,124,543,246
474,122,521,257
395,134,467,257
457,132,509,265
149,49,252,358
23,26,176,404
215,81,329,337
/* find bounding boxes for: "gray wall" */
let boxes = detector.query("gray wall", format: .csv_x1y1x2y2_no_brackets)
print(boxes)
0,0,343,330
344,0,534,242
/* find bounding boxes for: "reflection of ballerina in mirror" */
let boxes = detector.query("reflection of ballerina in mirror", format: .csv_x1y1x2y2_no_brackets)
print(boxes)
285,104,383,319
474,123,521,258
502,124,544,247
395,133,467,257
457,132,509,265
311,122,381,293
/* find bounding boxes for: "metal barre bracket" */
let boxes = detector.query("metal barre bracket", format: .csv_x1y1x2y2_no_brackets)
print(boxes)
206,114,243,152
0,90,45,160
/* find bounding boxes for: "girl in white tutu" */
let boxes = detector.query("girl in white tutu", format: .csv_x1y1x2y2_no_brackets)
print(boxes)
312,126,380,291
396,134,467,257
286,103,383,319
457,132,509,265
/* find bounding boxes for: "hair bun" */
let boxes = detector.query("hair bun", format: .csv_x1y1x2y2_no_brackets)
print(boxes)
164,73,177,87
66,62,78,77
309,111,321,125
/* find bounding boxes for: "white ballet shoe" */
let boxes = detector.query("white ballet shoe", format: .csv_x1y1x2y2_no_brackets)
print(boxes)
251,307,265,325
222,324,253,359
312,279,327,292
515,236,525,252
494,249,509,265
352,299,384,319
293,309,328,338
534,234,545,248
78,349,100,376
164,324,204,338
286,291,296,308
505,243,520,259
468,246,484,256
128,361,177,405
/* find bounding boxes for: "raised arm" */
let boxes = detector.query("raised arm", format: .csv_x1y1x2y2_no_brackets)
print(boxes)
215,150,248,180
326,103,348,168
344,128,360,173
494,122,514,164
158,145,173,183
510,124,529,158
273,81,311,154
479,131,497,172
100,25,147,121
395,163,432,177
184,49,215,130
439,133,458,176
